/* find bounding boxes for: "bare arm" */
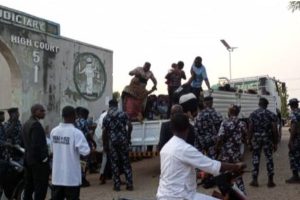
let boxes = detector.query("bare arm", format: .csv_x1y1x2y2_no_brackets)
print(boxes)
129,68,138,76
220,162,246,173
151,76,157,87
185,69,195,85
204,79,211,90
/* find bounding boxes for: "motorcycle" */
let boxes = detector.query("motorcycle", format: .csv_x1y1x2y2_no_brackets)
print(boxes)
199,171,248,200
0,141,25,200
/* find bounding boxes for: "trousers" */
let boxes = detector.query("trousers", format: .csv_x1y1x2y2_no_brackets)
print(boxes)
51,185,80,200
288,137,300,173
23,162,50,200
109,144,133,188
251,135,274,178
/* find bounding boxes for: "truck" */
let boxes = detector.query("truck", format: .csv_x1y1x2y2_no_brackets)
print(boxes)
130,75,286,154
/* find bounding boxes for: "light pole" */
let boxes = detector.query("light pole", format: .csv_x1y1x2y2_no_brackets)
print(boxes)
220,39,237,80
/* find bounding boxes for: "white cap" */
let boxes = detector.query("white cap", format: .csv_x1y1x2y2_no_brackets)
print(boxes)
179,93,196,104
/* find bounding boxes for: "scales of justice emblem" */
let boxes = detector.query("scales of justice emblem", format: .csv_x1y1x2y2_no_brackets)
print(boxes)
74,53,106,101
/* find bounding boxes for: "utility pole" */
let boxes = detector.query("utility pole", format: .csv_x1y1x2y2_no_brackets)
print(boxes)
220,39,237,80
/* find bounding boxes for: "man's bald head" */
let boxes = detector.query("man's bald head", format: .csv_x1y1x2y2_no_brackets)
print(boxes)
170,104,184,117
31,104,46,119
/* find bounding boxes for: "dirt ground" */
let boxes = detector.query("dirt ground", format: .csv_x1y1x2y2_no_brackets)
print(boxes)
79,127,300,200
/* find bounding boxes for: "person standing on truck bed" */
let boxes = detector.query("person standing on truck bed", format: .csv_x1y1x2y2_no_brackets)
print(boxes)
285,98,300,184
165,61,186,117
194,96,223,159
102,99,133,191
248,97,278,188
122,62,157,121
183,56,211,104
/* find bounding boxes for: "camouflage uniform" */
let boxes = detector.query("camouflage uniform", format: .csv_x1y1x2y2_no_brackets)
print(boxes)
249,108,277,179
288,108,300,174
218,116,247,193
3,119,22,145
102,107,133,189
194,107,223,159
75,117,90,185
0,122,6,159
75,118,89,136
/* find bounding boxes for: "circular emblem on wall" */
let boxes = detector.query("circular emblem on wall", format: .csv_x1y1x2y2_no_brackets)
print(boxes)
73,53,107,101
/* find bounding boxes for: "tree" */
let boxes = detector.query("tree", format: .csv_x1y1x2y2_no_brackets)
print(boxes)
289,1,300,12
112,91,120,101
278,82,289,119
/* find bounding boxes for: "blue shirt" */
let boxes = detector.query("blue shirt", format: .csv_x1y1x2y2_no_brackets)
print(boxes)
102,107,130,146
249,108,277,136
191,64,208,88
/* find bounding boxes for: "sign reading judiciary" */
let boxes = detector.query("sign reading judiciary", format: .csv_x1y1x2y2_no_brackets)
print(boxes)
0,6,60,36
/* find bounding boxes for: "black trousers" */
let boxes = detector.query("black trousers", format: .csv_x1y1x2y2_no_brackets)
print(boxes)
23,162,50,200
51,185,80,200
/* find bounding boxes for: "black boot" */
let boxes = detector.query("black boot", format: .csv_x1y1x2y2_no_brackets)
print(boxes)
267,176,276,187
250,176,258,187
286,171,300,184
99,174,106,185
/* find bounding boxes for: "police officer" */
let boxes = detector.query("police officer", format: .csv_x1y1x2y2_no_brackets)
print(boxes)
0,111,5,140
248,97,278,187
216,105,247,193
194,96,223,159
0,111,6,159
74,107,90,187
102,99,133,191
286,98,300,184
4,107,22,146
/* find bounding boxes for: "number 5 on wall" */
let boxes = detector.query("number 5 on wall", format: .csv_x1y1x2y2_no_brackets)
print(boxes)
33,50,40,83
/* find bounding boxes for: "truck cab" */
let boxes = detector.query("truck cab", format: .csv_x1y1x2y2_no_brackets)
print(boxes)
210,75,284,119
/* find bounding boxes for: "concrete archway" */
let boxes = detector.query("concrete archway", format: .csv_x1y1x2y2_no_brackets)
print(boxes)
0,38,22,113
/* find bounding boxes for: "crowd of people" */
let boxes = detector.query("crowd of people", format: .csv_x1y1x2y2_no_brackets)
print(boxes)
157,95,300,199
0,56,300,200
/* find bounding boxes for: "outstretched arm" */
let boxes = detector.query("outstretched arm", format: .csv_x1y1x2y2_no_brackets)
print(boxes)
129,68,138,76
184,69,195,85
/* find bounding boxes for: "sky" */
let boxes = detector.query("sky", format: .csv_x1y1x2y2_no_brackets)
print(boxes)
1,0,300,98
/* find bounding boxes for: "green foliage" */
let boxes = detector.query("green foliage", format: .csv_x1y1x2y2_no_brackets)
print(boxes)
289,1,300,12
112,91,120,101
278,83,289,118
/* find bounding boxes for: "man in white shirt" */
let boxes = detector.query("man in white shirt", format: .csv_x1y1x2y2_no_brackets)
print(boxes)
50,106,90,200
157,113,245,200
94,110,108,184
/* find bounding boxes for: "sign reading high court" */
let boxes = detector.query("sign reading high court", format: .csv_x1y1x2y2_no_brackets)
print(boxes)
0,5,113,129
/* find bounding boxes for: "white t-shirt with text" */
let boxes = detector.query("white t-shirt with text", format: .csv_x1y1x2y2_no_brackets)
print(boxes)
50,123,90,186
